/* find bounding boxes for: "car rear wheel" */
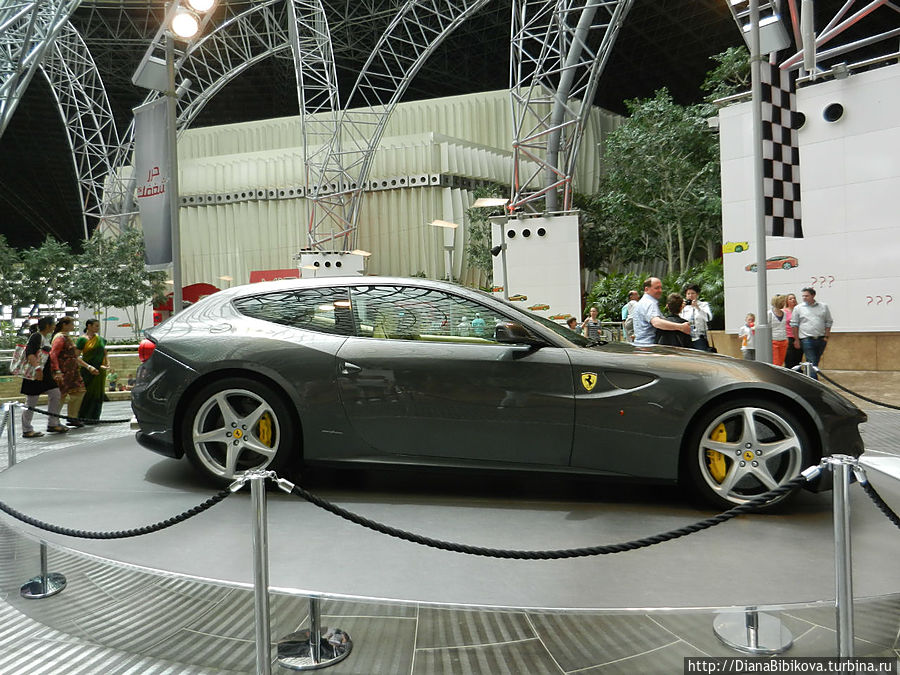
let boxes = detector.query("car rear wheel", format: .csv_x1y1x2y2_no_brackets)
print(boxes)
686,399,810,510
181,377,296,485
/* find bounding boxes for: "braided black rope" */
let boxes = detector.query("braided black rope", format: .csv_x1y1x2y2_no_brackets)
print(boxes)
18,404,131,425
817,371,900,411
285,476,808,560
860,481,900,531
0,489,233,539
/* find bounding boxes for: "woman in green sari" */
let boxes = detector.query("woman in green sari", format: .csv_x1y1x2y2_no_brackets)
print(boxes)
76,319,109,422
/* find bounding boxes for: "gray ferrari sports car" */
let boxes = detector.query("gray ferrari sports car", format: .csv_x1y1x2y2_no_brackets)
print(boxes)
132,277,866,509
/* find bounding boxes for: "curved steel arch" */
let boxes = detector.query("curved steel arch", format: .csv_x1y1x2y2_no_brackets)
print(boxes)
308,0,494,250
0,0,82,139
99,0,340,232
40,20,120,239
509,0,634,212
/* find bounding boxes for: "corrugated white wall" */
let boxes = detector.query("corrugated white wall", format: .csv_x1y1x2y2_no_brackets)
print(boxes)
168,89,621,288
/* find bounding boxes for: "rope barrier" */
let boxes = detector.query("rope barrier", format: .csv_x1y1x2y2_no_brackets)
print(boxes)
859,480,900,531
281,476,808,560
17,403,131,425
0,489,233,539
817,370,900,411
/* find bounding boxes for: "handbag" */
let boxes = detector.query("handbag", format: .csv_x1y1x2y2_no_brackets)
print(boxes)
9,341,47,380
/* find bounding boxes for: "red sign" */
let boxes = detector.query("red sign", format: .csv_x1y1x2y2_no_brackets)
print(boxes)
249,268,301,283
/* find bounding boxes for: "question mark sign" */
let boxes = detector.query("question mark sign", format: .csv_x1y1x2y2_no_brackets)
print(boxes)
828,275,835,287
887,295,894,305
876,296,884,305
866,296,874,305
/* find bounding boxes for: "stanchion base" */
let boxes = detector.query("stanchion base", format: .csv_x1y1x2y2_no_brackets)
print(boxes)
276,628,352,671
20,573,67,599
713,612,793,655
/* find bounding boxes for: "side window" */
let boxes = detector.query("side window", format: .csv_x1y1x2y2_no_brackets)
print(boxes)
233,288,354,336
350,285,509,344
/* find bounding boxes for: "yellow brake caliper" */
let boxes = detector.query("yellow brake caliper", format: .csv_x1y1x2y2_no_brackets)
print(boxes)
258,412,274,448
707,423,728,483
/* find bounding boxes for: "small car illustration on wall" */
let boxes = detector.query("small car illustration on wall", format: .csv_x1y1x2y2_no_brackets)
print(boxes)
723,241,750,254
527,304,550,311
745,256,799,272
508,294,528,301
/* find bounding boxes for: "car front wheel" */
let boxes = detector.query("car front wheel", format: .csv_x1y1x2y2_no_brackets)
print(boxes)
686,399,810,510
181,377,296,485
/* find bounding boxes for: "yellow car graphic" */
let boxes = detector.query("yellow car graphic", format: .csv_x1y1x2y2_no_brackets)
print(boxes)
723,241,749,254
508,294,528,301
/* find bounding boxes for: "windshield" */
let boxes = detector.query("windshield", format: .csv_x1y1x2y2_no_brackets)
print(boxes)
479,291,593,347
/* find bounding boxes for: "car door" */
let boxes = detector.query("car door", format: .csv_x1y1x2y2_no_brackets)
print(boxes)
335,284,574,466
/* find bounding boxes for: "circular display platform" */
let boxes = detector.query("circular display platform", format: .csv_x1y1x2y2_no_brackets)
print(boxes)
1,438,898,610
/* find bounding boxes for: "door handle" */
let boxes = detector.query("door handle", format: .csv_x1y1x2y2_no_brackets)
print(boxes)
340,361,362,376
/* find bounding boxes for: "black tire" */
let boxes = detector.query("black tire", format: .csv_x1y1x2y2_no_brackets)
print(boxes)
684,398,810,511
180,377,297,486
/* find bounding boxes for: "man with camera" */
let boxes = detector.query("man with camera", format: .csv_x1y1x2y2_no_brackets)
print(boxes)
680,283,713,351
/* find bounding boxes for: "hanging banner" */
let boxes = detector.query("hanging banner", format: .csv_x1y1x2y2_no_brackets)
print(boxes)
133,97,172,270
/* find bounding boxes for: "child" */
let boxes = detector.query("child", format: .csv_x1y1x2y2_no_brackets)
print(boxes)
738,313,756,361
769,295,788,366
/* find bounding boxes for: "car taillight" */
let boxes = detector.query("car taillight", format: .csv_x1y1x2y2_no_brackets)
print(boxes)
138,339,156,363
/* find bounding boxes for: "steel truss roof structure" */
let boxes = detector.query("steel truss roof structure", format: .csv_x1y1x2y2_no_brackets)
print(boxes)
1,1,897,249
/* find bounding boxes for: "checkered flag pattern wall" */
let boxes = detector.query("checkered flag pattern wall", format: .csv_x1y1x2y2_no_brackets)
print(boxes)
762,62,803,238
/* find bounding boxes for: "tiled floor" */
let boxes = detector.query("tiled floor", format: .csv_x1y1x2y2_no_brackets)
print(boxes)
0,388,899,673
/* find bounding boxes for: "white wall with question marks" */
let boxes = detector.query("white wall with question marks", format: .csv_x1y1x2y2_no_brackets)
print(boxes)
719,62,899,333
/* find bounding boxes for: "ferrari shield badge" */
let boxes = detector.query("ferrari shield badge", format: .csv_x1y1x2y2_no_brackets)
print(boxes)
581,372,598,392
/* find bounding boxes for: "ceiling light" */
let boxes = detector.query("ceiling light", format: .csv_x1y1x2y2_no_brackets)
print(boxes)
349,249,372,257
170,10,201,39
184,0,215,12
430,219,459,229
472,197,509,208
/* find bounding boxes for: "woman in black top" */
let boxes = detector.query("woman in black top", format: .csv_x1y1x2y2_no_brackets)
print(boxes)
656,294,692,348
20,316,68,437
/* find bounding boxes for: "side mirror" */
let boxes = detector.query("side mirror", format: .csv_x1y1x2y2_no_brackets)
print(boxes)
494,322,546,347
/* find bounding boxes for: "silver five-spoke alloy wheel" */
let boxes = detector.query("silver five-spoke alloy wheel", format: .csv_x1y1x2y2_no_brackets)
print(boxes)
182,378,295,484
689,400,809,509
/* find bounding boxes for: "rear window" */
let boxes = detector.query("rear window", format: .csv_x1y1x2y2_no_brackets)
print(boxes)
233,287,354,336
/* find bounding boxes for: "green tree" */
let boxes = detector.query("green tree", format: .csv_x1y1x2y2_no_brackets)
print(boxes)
0,234,22,310
17,237,74,311
594,89,721,276
464,184,507,281
700,46,751,111
72,228,167,340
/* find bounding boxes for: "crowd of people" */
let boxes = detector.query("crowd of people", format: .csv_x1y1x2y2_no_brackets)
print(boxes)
18,316,113,438
579,279,833,377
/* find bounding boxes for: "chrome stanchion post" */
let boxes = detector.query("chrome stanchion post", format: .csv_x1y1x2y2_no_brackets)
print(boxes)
831,456,855,657
713,605,792,654
6,402,18,467
248,471,272,675
20,541,67,599
270,476,352,671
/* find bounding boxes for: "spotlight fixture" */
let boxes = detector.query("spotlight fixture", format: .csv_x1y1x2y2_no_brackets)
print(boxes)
472,197,510,208
171,9,201,39
184,0,215,12
430,219,459,229
490,245,504,257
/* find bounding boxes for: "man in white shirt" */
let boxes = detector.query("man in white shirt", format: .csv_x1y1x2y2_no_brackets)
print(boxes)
631,277,691,346
679,283,713,351
790,287,833,379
